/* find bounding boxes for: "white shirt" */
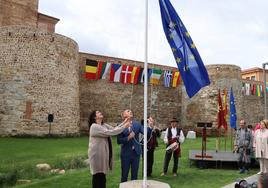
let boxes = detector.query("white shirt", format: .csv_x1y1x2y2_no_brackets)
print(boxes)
164,127,185,144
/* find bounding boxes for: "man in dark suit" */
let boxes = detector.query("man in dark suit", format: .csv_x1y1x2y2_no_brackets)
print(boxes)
117,109,152,182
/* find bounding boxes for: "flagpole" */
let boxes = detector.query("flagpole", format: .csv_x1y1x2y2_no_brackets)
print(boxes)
143,0,148,187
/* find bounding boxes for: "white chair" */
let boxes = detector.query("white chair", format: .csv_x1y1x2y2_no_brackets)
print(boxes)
186,131,196,139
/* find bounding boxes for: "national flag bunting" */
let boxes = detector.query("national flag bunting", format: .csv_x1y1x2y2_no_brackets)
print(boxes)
137,67,144,83
131,66,141,84
159,0,210,98
110,63,122,82
150,68,163,85
172,71,180,87
229,88,237,129
163,70,173,87
85,59,98,79
139,68,152,83
120,65,133,84
98,61,111,79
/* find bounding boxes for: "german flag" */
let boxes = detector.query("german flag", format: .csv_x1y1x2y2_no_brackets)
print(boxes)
85,59,98,79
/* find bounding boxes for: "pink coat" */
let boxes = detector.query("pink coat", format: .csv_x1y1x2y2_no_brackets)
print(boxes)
254,128,268,159
88,123,125,175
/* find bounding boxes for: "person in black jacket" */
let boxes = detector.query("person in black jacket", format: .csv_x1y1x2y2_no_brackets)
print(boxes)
141,117,160,177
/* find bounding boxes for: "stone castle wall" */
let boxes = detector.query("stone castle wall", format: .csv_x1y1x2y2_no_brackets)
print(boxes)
0,26,80,136
0,0,266,136
0,0,38,27
181,64,266,135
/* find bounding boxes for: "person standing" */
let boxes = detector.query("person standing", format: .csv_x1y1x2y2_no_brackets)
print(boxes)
234,119,253,173
117,109,153,182
141,117,161,177
254,120,268,174
161,118,185,177
88,110,130,188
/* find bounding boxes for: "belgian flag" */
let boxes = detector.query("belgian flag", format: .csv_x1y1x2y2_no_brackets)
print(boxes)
85,59,98,79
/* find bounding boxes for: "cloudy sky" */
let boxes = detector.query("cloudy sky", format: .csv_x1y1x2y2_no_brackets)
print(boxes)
39,0,268,70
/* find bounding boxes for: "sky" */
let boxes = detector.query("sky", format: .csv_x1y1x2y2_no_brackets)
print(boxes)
39,0,268,70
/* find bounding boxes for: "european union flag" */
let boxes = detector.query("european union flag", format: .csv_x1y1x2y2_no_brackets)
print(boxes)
159,0,210,98
229,88,237,129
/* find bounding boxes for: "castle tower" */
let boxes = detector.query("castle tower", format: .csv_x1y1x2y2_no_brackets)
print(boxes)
180,64,242,135
0,0,80,136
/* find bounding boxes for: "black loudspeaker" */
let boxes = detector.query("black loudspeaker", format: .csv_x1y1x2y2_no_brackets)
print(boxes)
48,114,54,123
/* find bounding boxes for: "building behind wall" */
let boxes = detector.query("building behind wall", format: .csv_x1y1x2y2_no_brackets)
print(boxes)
242,67,268,82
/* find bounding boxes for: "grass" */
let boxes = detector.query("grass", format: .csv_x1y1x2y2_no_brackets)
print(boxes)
0,136,258,188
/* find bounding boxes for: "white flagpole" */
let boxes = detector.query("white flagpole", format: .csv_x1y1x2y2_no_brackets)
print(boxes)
143,0,148,187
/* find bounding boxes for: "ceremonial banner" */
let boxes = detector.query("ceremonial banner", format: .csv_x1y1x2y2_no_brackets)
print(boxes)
217,89,224,129
159,0,210,97
223,89,228,130
229,88,237,129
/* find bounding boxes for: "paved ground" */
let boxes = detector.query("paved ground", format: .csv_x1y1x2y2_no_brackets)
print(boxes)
119,180,170,188
222,174,258,188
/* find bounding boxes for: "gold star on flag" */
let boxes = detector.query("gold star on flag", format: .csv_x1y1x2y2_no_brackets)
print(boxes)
169,33,174,39
169,22,176,28
172,48,177,52
176,57,181,63
189,55,195,60
190,43,196,49
185,32,190,37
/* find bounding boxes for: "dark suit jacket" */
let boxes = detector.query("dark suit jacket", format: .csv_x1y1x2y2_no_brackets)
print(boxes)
117,120,152,156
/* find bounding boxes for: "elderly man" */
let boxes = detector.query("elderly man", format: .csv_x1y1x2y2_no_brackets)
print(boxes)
234,119,253,173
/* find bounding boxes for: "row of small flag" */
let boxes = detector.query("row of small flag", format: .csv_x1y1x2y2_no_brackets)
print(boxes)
84,59,181,87
242,82,268,97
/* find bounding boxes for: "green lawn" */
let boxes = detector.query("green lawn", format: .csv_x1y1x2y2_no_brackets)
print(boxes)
0,136,257,188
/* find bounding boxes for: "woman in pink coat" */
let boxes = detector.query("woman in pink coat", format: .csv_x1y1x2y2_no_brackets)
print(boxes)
88,110,130,188
254,120,268,174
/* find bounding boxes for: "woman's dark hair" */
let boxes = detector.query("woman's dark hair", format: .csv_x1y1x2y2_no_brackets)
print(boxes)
88,110,97,129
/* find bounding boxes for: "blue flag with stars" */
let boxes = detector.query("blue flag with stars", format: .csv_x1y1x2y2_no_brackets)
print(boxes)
159,0,210,98
229,88,237,129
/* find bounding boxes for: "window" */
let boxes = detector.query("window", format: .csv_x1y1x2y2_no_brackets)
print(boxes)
251,76,255,80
